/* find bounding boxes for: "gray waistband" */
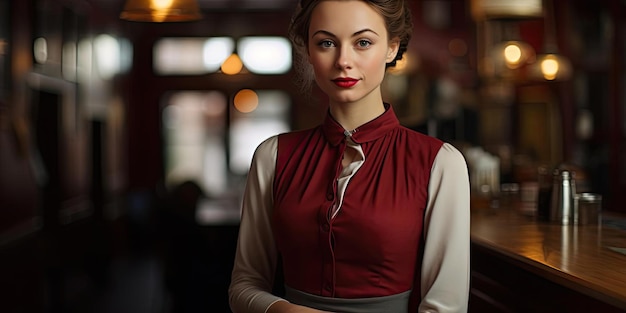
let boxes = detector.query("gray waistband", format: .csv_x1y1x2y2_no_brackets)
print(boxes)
285,286,411,313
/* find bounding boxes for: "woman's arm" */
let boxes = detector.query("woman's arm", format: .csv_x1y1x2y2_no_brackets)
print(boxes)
419,143,471,313
229,136,335,313
229,136,287,313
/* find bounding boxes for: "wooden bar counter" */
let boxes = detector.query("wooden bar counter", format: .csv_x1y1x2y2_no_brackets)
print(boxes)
469,195,626,313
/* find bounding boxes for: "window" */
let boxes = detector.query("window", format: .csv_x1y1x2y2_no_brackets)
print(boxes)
229,89,291,174
153,36,291,75
162,89,291,191
238,36,292,74
162,91,228,195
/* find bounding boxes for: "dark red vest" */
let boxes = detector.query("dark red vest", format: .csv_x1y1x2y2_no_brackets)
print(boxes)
272,105,443,310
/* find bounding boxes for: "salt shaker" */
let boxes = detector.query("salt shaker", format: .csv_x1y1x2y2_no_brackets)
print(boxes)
550,169,576,225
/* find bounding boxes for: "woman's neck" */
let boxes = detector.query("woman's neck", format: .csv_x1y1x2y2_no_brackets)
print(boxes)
329,94,386,131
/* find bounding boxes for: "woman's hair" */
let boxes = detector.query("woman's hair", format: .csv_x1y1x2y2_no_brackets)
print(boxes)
288,0,413,91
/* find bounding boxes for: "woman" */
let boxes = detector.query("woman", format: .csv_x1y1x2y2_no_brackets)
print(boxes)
229,1,470,312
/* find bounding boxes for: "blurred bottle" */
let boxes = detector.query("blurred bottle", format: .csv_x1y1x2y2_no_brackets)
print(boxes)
550,168,576,225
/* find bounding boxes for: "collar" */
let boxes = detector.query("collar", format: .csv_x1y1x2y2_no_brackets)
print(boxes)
322,103,400,146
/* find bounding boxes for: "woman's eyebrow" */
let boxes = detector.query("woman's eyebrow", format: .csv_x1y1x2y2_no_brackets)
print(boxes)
311,28,380,38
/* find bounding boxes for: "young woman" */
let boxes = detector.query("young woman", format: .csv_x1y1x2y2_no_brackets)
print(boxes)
229,1,470,312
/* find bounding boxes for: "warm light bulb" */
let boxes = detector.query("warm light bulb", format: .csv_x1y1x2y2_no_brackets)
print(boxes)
120,0,202,22
529,53,572,82
504,44,522,66
151,0,173,10
221,53,243,75
234,89,259,113
541,55,559,80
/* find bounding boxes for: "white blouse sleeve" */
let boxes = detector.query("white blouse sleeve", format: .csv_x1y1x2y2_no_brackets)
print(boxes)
229,136,287,313
419,143,471,313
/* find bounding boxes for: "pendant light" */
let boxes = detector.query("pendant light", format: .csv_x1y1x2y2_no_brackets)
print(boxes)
500,40,535,69
471,0,543,20
528,53,572,81
471,0,541,80
527,0,572,81
120,0,202,22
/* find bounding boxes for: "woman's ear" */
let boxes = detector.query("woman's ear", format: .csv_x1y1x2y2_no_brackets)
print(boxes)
386,38,401,63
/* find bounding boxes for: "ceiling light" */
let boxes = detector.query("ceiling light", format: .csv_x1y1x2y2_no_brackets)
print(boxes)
528,0,573,81
500,41,535,69
471,0,543,20
120,0,202,22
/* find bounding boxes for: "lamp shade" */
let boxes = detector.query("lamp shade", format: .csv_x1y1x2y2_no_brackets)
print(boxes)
120,0,202,22
471,0,543,20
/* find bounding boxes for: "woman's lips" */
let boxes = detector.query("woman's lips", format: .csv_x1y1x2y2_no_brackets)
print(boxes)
332,78,359,88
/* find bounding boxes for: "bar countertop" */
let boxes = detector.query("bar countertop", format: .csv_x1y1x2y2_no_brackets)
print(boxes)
470,197,626,310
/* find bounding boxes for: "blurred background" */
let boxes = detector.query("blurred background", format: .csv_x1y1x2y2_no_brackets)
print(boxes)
0,0,624,312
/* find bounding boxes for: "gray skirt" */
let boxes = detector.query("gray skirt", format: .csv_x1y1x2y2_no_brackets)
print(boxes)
285,285,411,313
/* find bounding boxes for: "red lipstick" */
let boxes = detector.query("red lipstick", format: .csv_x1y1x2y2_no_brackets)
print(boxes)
333,77,359,88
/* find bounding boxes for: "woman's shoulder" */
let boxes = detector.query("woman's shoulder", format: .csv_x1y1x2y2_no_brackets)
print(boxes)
256,134,278,150
397,126,467,165
436,142,467,164
255,126,320,156
252,135,278,163
277,126,320,140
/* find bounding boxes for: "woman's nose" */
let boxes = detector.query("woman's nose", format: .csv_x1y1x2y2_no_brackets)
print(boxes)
335,46,353,69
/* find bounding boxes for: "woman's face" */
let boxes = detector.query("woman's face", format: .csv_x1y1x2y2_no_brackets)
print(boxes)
307,0,399,106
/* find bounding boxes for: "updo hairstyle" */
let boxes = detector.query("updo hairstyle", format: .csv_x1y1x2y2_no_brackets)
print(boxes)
288,0,413,69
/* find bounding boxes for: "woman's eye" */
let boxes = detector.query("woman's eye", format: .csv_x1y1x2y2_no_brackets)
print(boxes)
357,40,372,48
318,40,334,48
